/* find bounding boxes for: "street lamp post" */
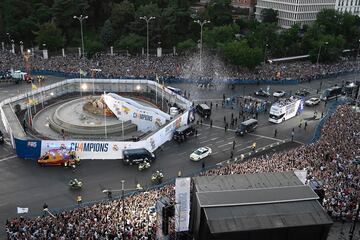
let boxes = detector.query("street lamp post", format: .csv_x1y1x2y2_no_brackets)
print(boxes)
140,16,155,67
73,15,88,58
102,181,143,238
11,39,15,54
194,20,210,71
6,32,11,50
19,41,24,55
316,41,328,65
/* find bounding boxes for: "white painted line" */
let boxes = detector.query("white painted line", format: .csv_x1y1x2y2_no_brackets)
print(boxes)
248,133,282,141
215,139,225,144
212,152,219,155
227,136,235,140
198,136,207,140
211,137,218,141
175,151,187,156
218,142,232,148
223,147,231,152
236,146,251,152
199,139,213,144
0,155,17,162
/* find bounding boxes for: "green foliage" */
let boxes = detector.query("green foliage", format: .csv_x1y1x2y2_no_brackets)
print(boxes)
308,34,345,63
221,40,263,69
115,33,145,53
176,39,196,54
204,0,233,26
34,22,65,51
86,39,104,58
110,1,135,36
261,8,278,24
101,19,114,47
203,24,239,49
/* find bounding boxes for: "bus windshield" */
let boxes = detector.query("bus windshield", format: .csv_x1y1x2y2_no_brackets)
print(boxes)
269,113,285,120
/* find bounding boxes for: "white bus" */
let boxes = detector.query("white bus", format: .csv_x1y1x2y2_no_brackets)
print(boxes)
269,97,303,123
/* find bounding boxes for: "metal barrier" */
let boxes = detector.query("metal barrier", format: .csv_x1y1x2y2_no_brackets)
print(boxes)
309,97,350,144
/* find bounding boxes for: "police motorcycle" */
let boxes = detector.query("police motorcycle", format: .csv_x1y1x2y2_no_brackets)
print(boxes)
0,131,4,144
138,160,151,171
69,178,83,189
151,170,164,184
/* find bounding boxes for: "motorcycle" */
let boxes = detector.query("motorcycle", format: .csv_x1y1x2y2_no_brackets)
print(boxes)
69,179,83,189
138,161,151,171
151,171,164,184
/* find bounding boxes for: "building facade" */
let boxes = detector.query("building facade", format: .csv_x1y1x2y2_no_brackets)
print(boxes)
232,0,257,14
255,0,336,28
335,0,360,15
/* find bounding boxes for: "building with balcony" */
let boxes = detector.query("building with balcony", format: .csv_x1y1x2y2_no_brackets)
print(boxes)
335,0,360,15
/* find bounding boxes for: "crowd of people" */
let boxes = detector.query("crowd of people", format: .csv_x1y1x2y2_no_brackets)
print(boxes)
0,50,359,82
6,103,360,239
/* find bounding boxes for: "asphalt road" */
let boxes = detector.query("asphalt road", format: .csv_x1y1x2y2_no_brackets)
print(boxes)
0,74,355,237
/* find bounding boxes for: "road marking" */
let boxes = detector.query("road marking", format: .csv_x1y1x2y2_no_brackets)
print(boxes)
0,154,17,162
248,133,282,141
175,151,187,156
223,147,231,152
227,136,235,140
215,139,224,144
198,136,207,140
199,139,213,144
212,152,219,155
218,142,232,148
202,123,236,132
193,98,222,102
210,137,218,141
236,146,251,152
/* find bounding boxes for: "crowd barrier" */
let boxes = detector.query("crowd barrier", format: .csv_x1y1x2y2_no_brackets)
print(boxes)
31,70,301,85
31,68,360,86
309,97,350,144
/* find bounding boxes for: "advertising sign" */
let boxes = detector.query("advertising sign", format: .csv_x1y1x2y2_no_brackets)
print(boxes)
41,140,150,159
104,93,170,132
175,177,191,232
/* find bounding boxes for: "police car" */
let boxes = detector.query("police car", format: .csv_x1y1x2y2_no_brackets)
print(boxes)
190,147,212,161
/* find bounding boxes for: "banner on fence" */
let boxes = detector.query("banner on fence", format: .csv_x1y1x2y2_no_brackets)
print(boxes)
41,140,150,159
175,177,191,232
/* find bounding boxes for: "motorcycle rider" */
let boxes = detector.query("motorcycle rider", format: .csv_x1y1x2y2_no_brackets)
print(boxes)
0,130,4,143
69,178,82,188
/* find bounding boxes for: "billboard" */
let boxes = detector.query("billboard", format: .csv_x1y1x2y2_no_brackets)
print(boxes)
41,140,150,159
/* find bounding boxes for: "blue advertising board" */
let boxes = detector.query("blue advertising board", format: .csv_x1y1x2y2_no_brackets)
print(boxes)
14,138,42,159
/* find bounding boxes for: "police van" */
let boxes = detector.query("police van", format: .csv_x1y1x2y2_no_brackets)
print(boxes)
122,148,155,165
196,104,211,118
235,119,258,136
173,125,196,142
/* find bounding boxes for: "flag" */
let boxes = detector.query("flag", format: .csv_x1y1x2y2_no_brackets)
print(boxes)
31,84,38,90
17,207,29,214
156,74,159,83
79,69,87,77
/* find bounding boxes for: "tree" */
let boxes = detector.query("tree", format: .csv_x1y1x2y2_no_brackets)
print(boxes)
101,19,114,47
34,22,65,51
86,39,104,58
308,34,345,63
115,33,145,53
176,39,196,54
203,24,239,49
222,40,263,69
261,8,278,24
52,0,89,42
110,1,135,37
205,0,233,26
